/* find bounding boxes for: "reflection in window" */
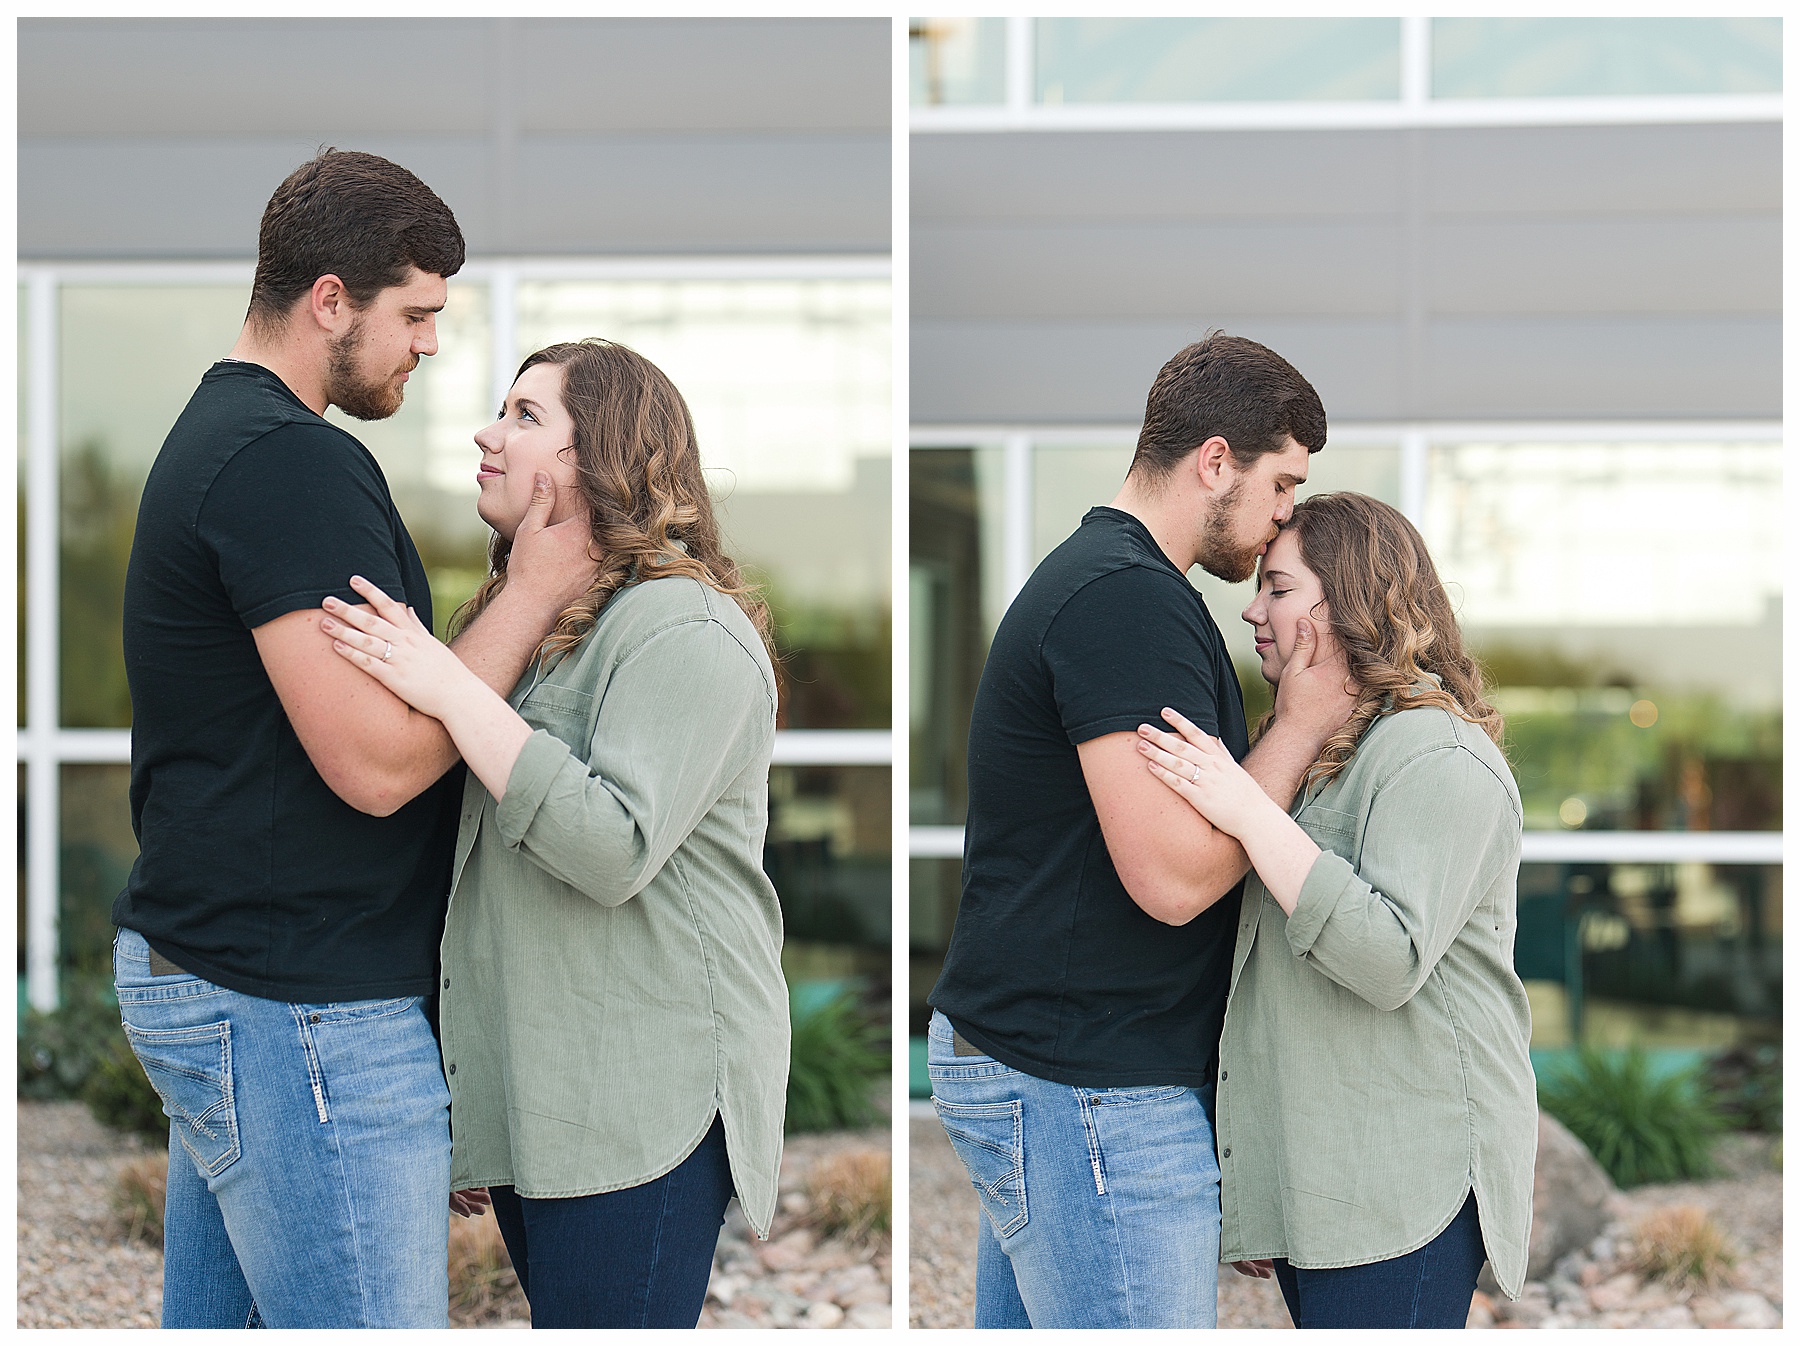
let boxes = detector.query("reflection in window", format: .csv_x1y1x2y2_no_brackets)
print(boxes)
1432,18,1781,100
767,763,890,988
1034,18,1402,105
58,286,246,728
1516,861,1779,1051
909,16,1007,107
518,279,892,729
331,281,494,637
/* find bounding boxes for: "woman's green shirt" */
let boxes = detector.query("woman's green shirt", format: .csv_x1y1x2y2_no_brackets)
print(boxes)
1216,701,1538,1298
437,575,789,1236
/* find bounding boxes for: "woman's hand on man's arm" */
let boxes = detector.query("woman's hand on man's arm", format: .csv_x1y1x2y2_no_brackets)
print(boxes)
324,576,536,801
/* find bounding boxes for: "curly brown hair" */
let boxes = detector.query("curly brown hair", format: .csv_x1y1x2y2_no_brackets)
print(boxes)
1257,492,1503,789
450,339,773,663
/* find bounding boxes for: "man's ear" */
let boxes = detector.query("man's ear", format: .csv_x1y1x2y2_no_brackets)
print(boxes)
1191,435,1234,493
307,274,352,335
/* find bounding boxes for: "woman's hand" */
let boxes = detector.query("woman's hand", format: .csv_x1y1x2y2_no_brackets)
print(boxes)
1137,707,1281,841
1232,1259,1275,1280
449,1187,492,1219
321,576,476,721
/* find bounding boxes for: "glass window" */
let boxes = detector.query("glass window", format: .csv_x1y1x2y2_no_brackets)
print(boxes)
1432,18,1781,100
1034,18,1402,105
1425,441,1781,834
329,281,495,637
516,278,892,729
1516,860,1779,1052
59,763,137,978
58,285,247,728
910,16,1007,106
19,284,30,728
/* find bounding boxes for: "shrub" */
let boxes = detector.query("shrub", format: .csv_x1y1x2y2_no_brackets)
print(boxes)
805,1147,890,1242
82,1031,170,1141
1631,1205,1736,1288
18,975,123,1100
1703,1044,1781,1133
787,991,886,1134
1538,1046,1720,1187
114,1153,168,1246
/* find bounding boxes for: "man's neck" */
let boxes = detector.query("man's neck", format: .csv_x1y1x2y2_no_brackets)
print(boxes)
226,323,329,415
1109,476,1200,574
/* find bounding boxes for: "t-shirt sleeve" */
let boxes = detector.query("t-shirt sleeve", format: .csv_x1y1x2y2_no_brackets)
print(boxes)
196,422,412,630
1040,564,1233,749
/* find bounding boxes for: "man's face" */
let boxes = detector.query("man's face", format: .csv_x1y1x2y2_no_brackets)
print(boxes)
323,267,446,421
1194,435,1311,583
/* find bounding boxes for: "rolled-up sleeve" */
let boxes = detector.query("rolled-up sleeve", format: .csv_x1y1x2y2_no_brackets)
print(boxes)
494,617,774,906
1285,745,1520,1011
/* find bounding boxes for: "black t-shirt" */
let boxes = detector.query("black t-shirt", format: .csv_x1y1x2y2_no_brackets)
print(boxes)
112,361,461,1002
930,506,1249,1087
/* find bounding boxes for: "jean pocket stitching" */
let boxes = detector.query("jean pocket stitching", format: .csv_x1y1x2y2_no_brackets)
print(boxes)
121,1020,240,1178
932,1098,1027,1237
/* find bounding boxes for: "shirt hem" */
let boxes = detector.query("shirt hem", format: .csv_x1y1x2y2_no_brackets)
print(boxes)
943,1015,1217,1089
135,933,435,1003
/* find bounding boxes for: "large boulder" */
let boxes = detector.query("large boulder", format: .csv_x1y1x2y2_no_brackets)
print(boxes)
1527,1110,1616,1278
1480,1110,1616,1294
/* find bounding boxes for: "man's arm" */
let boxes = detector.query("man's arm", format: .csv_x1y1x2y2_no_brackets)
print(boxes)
1080,618,1353,926
256,472,597,817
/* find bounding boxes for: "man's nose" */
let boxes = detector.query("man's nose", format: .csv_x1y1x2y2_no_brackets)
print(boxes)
415,319,439,357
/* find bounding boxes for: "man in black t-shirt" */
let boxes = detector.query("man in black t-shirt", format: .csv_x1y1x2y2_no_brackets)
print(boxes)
112,152,597,1329
929,335,1357,1328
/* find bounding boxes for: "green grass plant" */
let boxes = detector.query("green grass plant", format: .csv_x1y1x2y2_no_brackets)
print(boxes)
787,990,886,1133
1538,1045,1720,1187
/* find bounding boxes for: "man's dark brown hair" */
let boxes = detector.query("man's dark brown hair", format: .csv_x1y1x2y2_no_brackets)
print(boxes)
1130,332,1327,481
247,149,465,327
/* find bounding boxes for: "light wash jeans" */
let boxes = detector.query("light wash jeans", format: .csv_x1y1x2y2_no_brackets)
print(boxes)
928,1009,1222,1329
113,927,452,1328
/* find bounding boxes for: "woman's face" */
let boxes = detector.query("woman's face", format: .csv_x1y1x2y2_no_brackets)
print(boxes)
473,362,582,540
1240,528,1335,685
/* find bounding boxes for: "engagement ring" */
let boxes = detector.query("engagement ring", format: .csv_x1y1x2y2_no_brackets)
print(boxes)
382,642,393,662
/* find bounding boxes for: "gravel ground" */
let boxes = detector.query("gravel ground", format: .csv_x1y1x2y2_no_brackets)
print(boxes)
18,1100,889,1330
910,1111,1781,1331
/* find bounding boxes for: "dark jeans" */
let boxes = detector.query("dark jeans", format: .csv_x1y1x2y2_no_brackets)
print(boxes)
489,1114,734,1328
1273,1191,1485,1329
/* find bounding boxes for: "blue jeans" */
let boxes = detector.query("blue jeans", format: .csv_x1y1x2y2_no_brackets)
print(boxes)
927,1010,1221,1329
113,927,452,1328
1273,1191,1485,1329
488,1113,735,1328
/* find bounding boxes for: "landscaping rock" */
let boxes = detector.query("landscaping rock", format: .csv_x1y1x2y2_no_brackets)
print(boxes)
1525,1110,1616,1280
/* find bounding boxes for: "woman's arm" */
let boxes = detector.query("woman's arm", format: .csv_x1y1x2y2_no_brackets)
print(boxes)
1141,713,1520,1011
1136,710,1320,914
321,576,535,800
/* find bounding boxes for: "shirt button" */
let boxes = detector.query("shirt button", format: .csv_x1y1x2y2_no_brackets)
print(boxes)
1222,1147,1232,1158
443,978,450,989
1220,1070,1228,1081
448,1064,456,1075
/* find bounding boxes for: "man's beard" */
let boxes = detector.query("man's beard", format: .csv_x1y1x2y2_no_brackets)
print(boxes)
1195,479,1262,583
325,318,408,422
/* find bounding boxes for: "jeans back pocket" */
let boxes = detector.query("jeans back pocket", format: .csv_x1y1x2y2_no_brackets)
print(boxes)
121,1020,240,1177
933,1097,1028,1237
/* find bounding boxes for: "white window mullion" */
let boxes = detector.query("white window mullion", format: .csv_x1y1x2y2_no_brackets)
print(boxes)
26,269,61,1013
1401,16,1431,111
1004,17,1034,123
1001,432,1033,607
489,262,519,417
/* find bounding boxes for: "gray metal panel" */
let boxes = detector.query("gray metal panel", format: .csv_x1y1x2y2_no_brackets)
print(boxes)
18,18,891,258
912,318,1404,424
912,121,1778,423
915,221,1403,319
911,316,1778,424
19,18,888,135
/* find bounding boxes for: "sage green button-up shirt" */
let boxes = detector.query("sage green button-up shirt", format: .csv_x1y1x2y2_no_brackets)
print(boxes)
438,575,789,1237
1216,701,1538,1298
